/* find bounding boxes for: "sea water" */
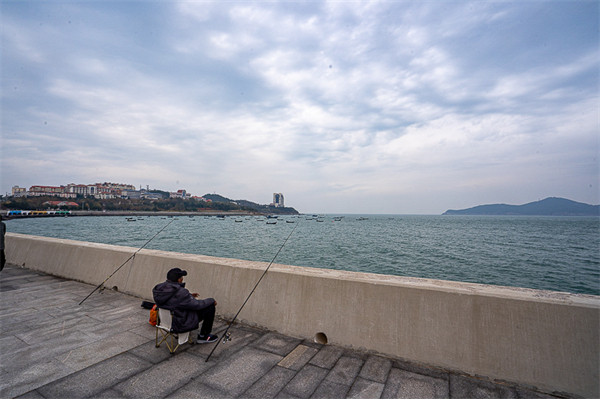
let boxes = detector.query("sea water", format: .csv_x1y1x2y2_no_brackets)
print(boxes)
5,214,599,296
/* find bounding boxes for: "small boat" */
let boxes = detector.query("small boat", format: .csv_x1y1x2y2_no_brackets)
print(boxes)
286,220,295,223
266,220,277,224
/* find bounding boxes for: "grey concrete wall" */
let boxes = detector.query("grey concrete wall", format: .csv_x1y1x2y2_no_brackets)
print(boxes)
5,233,599,398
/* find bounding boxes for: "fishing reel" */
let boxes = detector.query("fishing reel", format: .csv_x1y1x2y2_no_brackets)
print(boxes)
222,332,232,344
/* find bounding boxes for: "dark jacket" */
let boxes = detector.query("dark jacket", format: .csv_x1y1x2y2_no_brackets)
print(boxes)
152,280,215,333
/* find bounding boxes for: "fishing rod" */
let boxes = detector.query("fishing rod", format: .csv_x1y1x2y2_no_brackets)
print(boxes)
205,218,301,362
79,218,174,305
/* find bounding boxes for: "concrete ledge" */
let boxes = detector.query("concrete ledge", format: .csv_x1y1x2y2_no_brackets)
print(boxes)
6,232,599,398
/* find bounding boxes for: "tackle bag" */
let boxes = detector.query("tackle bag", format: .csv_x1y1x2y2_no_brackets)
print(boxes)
149,304,158,326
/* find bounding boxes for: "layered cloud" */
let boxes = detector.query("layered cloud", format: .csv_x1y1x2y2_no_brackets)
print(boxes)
1,1,597,213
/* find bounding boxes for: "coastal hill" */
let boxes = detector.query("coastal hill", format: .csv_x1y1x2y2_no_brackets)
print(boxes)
203,194,300,215
443,197,599,216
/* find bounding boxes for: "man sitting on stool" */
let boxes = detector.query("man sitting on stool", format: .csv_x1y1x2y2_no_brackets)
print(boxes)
153,268,218,343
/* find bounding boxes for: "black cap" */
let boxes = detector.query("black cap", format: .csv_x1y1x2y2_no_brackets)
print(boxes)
167,268,187,282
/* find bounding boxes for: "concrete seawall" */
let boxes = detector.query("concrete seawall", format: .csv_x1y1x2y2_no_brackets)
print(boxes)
6,232,599,398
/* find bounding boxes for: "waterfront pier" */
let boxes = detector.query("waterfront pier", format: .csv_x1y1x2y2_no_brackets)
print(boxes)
1,265,565,398
3,233,598,398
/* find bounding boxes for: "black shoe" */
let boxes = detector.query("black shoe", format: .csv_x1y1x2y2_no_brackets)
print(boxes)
198,333,218,343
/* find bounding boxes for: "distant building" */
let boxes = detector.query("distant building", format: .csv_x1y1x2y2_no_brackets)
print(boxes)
272,193,284,208
29,185,75,198
42,201,79,208
170,190,189,199
65,182,135,198
122,190,141,199
66,184,85,196
10,181,136,199
141,192,164,200
12,186,27,197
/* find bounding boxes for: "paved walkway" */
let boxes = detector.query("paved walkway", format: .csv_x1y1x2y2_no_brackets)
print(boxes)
0,265,561,399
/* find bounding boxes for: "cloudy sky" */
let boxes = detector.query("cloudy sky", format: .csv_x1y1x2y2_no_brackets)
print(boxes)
1,1,598,214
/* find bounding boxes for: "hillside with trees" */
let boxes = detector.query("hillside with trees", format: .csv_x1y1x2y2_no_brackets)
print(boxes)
202,194,300,215
1,194,298,214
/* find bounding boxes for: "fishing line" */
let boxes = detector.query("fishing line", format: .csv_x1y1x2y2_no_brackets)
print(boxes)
79,218,174,305
205,218,301,362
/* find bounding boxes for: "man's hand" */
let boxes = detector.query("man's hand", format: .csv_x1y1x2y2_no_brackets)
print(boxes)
191,293,199,298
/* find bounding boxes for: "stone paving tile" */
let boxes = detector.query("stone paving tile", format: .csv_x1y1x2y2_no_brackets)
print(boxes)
0,335,28,356
279,364,329,398
515,388,560,399
393,358,450,381
128,339,182,365
57,331,146,371
113,352,210,398
78,315,145,340
308,345,343,369
194,345,283,397
242,365,297,398
450,374,519,399
167,381,233,399
358,355,392,383
324,356,364,386
346,377,386,399
382,368,450,399
33,352,152,398
0,357,74,398
312,380,351,399
250,331,303,356
93,388,129,398
2,329,99,373
87,303,140,322
8,308,56,330
278,344,319,371
14,390,46,399
187,323,262,361
15,316,99,345
129,321,160,341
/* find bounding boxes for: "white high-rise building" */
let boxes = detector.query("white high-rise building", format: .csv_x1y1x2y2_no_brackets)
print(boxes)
273,193,284,207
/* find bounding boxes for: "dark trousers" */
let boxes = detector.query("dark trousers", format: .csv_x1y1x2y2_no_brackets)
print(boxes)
0,250,5,272
197,304,215,336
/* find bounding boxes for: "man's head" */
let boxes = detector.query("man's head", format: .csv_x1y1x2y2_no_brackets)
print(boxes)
167,268,187,282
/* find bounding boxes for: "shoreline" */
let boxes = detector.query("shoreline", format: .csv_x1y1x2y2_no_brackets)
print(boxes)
1,210,262,220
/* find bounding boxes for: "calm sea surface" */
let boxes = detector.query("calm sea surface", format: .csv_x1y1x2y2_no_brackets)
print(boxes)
6,214,599,296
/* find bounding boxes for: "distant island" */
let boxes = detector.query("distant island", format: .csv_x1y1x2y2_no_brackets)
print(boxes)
443,197,599,216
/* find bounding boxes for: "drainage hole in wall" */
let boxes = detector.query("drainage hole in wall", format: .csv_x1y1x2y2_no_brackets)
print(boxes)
314,332,328,345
